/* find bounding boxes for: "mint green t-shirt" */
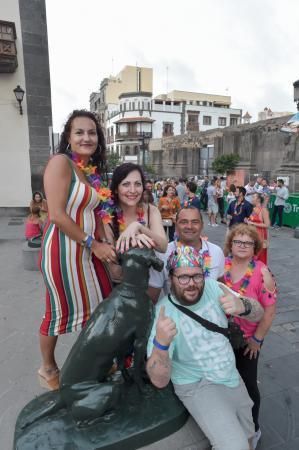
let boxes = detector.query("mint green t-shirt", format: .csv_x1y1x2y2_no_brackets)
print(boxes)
147,279,240,388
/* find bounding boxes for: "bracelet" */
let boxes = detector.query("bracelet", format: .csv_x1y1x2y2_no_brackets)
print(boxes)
81,235,93,249
251,335,264,344
153,337,169,351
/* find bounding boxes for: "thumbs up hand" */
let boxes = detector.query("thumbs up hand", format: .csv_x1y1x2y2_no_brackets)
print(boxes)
156,306,177,346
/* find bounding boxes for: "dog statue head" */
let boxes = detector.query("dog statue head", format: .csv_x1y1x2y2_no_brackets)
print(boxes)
119,247,163,288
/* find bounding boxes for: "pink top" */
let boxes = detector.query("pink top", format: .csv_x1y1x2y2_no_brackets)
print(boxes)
224,258,277,338
25,220,42,239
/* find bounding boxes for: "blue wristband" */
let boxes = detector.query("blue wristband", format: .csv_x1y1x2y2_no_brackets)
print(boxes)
251,335,264,344
153,337,169,351
85,235,93,249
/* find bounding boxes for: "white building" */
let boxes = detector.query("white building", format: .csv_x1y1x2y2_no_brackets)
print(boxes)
258,107,293,121
0,0,52,211
91,68,242,165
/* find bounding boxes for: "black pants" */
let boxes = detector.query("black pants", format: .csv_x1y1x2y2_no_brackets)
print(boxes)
200,193,208,211
164,224,175,242
271,205,284,227
234,347,260,432
217,197,225,219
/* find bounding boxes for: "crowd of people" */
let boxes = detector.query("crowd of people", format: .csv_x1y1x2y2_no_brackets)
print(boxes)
31,109,283,450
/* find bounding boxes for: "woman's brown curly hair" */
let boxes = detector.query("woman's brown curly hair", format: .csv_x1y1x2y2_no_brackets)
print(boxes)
224,224,263,256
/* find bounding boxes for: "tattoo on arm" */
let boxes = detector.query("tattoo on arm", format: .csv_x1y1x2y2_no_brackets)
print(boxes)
239,297,264,322
146,354,172,387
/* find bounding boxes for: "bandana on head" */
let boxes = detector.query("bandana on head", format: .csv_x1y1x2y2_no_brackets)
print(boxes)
167,243,203,271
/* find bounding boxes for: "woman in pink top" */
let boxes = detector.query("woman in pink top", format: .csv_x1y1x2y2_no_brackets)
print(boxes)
224,224,277,449
25,206,43,239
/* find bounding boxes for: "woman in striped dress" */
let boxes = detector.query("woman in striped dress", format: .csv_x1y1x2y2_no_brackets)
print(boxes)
39,110,117,390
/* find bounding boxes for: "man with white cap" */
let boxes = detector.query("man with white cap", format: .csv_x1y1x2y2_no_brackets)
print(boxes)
146,244,264,450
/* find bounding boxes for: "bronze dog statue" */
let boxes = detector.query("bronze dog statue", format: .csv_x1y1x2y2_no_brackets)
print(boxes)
18,247,163,430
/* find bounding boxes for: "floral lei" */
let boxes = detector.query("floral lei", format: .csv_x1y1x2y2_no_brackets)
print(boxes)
71,152,145,231
224,256,255,294
201,249,212,277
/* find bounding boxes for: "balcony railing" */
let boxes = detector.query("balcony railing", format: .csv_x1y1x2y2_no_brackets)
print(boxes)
115,131,152,140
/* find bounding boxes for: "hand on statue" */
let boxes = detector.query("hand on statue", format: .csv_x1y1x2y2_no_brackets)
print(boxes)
156,306,177,346
133,233,155,249
116,221,142,253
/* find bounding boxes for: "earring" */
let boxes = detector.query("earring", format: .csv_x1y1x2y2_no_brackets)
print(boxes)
66,143,71,153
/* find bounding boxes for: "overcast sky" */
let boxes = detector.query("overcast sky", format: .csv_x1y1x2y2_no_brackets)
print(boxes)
45,0,299,132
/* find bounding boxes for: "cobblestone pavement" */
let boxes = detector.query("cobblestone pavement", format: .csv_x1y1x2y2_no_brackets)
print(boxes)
0,215,299,449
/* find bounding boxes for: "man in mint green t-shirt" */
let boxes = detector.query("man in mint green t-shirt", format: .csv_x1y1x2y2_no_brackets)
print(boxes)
146,245,264,450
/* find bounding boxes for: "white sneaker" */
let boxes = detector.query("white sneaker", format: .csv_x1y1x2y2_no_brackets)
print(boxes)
212,223,219,227
252,429,261,449
208,222,211,226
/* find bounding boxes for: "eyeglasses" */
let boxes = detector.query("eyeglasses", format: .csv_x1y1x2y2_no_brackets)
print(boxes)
173,273,204,285
232,240,255,248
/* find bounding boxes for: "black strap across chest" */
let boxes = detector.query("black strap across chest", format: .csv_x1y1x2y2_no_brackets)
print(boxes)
167,294,229,338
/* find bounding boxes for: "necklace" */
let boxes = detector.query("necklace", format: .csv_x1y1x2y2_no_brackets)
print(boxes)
201,249,212,277
233,200,244,216
115,205,145,232
70,152,102,190
224,256,255,294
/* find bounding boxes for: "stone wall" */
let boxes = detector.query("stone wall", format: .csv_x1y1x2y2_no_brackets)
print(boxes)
149,115,299,190
19,0,52,192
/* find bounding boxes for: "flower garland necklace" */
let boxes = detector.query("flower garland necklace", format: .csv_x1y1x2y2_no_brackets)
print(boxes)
70,153,146,231
70,152,102,190
224,256,255,294
201,249,212,278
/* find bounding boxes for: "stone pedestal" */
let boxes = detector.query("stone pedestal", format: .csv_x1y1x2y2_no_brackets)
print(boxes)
22,242,40,271
139,416,210,450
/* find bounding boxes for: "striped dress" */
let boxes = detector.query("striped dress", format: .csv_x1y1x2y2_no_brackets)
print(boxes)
40,165,103,336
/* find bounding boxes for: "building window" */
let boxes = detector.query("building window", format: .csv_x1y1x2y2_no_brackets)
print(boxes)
162,122,174,137
120,104,122,112
133,145,138,155
187,113,199,131
125,146,130,156
230,117,238,126
203,116,212,125
132,102,135,110
218,117,227,126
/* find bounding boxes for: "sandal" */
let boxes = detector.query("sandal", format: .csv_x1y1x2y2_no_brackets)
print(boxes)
38,367,60,391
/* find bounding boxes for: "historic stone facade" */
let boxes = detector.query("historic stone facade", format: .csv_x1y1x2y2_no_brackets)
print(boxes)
19,0,52,191
149,115,299,191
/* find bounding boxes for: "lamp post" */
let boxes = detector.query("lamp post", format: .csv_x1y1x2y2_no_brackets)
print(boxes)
141,132,150,169
293,80,299,111
13,85,25,115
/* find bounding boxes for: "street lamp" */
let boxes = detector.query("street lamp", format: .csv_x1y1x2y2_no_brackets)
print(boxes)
13,85,25,115
141,132,150,169
293,79,299,111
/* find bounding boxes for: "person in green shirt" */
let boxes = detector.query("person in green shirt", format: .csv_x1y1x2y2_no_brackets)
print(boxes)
146,245,264,450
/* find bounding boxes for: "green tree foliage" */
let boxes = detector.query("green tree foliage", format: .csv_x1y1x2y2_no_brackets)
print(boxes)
106,152,121,171
212,154,240,174
143,164,156,177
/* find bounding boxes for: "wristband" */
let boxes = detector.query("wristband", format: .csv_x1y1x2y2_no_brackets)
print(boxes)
251,335,264,344
81,235,93,249
153,337,169,351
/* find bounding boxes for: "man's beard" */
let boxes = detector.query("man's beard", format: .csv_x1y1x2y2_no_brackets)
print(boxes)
171,280,205,306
